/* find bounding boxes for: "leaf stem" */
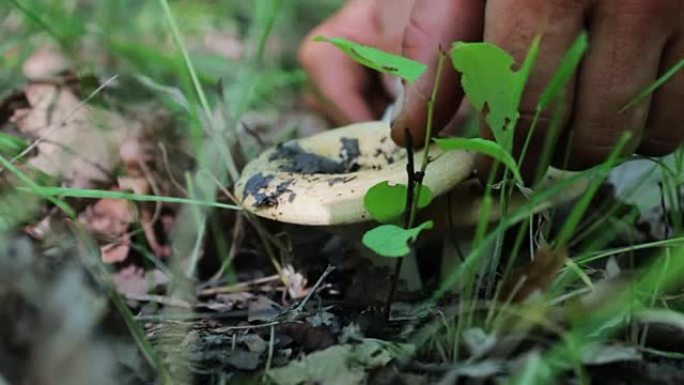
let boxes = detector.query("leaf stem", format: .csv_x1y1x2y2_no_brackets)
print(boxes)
409,48,448,227
384,128,416,322
385,49,448,322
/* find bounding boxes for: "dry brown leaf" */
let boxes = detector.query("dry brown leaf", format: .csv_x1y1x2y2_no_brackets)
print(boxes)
499,247,568,303
140,209,171,258
12,83,145,188
101,240,130,264
112,265,148,295
117,176,150,195
79,198,137,237
22,46,69,80
282,264,308,299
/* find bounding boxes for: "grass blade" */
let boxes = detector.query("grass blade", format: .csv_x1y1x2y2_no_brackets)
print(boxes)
619,58,684,115
20,186,241,211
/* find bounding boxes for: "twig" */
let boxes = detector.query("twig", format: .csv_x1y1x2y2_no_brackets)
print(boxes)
198,274,280,296
266,325,276,371
123,293,193,308
293,265,336,313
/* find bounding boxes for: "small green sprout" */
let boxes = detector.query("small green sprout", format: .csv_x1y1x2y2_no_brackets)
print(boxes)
362,221,434,258
363,181,433,223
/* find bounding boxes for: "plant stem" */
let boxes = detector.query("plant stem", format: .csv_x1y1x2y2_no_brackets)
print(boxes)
409,48,448,227
384,49,449,322
384,129,416,322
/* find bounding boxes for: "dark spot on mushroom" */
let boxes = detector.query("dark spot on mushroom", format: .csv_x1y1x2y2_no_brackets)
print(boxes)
327,175,357,186
339,137,360,171
244,173,296,208
385,153,395,164
244,173,276,207
270,142,347,174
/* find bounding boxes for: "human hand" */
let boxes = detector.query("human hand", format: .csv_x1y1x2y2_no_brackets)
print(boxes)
391,0,684,177
298,0,415,125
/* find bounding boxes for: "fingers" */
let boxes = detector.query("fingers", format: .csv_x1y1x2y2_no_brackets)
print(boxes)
639,32,684,156
478,0,586,181
298,4,376,124
562,0,677,169
299,0,416,125
391,0,484,148
299,52,375,125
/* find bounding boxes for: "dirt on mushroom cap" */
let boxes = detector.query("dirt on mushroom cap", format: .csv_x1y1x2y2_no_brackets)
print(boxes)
269,137,361,174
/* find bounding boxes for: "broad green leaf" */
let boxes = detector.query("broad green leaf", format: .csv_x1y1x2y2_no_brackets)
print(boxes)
362,221,433,258
451,37,540,144
364,181,433,223
314,36,427,82
539,32,588,109
0,133,28,158
435,137,523,184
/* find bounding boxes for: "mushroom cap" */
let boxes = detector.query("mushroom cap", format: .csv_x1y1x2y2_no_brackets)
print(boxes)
234,121,475,226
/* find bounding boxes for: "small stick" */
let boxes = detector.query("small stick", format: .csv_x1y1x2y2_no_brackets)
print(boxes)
293,264,336,313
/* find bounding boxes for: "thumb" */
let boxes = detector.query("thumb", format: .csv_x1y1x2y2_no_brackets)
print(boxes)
390,0,484,147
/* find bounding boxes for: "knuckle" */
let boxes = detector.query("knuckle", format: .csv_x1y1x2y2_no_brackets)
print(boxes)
402,15,432,54
602,0,680,27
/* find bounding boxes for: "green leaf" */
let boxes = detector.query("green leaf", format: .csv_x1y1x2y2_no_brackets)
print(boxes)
451,37,540,144
0,133,28,158
435,137,523,184
362,221,433,258
539,32,588,109
364,181,433,223
314,36,427,82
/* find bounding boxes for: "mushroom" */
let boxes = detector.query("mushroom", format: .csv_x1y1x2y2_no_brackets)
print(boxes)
235,121,585,228
234,121,587,288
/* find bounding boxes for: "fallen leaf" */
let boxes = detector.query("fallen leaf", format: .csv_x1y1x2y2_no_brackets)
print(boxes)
79,198,137,237
12,83,146,188
117,176,149,195
282,264,308,299
499,247,568,303
22,46,69,80
266,339,414,385
248,296,282,322
242,334,268,353
140,209,170,258
101,240,130,264
277,322,336,352
112,265,147,295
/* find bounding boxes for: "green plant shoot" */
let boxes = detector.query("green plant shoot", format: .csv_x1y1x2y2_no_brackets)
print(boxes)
362,221,434,258
314,36,427,82
364,181,433,223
